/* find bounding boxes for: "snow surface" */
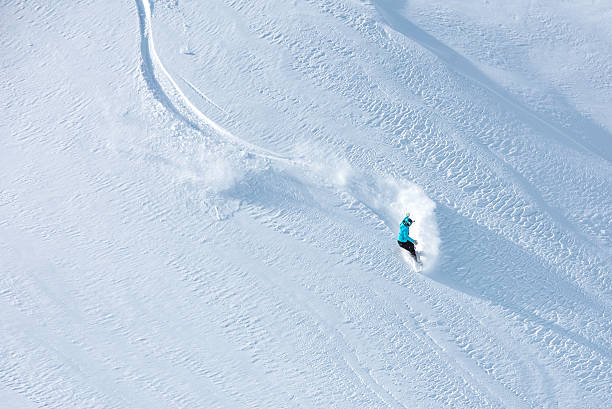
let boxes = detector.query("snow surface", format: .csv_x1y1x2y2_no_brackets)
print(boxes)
1,0,611,407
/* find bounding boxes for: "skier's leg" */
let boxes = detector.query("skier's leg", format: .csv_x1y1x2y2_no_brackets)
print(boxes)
406,241,418,260
406,242,419,262
398,241,411,251
398,241,418,261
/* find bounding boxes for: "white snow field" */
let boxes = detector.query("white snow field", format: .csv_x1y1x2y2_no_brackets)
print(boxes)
1,0,611,407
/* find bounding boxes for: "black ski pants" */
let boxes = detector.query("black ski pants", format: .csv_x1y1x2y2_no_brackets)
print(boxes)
398,240,417,259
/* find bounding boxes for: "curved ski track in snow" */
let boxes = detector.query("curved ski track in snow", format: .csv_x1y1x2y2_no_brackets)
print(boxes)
136,0,296,166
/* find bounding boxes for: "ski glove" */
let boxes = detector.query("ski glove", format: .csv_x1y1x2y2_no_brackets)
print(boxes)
413,239,418,245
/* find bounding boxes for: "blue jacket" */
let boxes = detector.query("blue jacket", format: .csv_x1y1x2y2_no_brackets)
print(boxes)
398,217,415,243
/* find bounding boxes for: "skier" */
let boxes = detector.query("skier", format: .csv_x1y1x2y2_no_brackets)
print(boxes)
397,214,419,263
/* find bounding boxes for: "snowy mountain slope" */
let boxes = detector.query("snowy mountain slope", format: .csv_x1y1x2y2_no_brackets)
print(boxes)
1,0,611,408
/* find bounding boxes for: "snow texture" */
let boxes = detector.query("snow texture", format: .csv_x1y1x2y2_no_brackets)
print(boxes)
1,0,611,407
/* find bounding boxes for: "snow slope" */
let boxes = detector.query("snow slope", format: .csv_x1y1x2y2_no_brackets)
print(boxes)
1,0,611,407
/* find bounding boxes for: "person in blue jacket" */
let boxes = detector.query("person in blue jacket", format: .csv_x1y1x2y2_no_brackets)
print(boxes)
398,215,419,262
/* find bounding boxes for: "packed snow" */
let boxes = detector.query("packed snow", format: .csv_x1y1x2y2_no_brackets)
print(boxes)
1,0,611,407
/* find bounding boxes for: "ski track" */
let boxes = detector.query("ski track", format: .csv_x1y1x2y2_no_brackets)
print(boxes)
1,0,610,407
136,0,298,166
